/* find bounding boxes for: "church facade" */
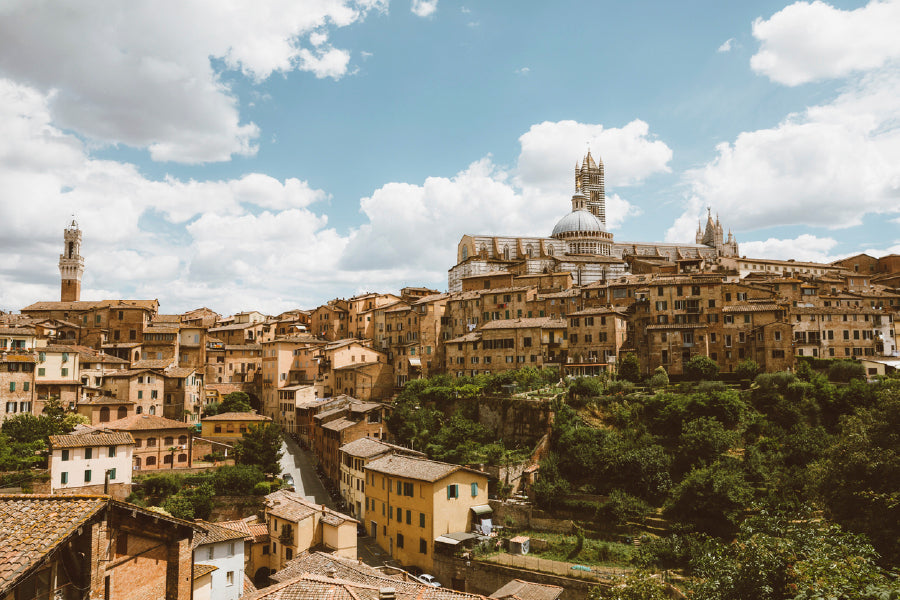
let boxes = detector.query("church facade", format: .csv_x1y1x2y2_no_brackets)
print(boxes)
449,151,739,291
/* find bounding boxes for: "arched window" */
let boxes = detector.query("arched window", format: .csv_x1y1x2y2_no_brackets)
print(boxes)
99,407,110,422
547,246,553,256
503,247,510,260
145,456,156,466
178,453,188,463
117,406,127,419
149,406,156,415
526,245,533,258
134,456,141,468
134,350,139,362
134,438,142,448
136,406,143,414
163,455,173,465
178,435,187,445
164,436,174,446
147,437,156,447
461,246,468,260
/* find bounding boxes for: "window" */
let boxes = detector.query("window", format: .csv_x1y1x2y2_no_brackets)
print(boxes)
109,468,116,480
406,509,411,525
227,571,234,586
403,482,414,496
61,368,68,376
61,449,70,461
420,513,425,528
85,447,93,460
38,368,45,376
84,470,92,483
61,472,68,484
8,382,14,392
228,542,235,556
286,548,293,560
471,482,479,497
397,533,404,548
447,484,458,499
420,539,428,554
108,446,116,457
207,547,215,560
397,507,402,521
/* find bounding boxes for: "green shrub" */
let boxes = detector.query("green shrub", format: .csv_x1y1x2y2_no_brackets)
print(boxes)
734,359,761,381
828,360,866,382
648,367,669,390
253,481,271,495
684,356,720,381
596,490,651,525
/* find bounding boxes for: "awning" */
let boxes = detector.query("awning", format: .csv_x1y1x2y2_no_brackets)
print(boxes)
408,357,422,367
470,504,493,516
435,535,461,545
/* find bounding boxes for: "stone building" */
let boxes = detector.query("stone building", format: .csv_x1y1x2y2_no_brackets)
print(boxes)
0,494,196,600
58,219,84,303
449,152,738,292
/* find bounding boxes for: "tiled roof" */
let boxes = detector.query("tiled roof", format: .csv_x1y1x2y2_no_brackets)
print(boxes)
479,318,567,331
0,495,108,592
566,307,628,317
446,332,481,344
202,412,271,422
339,437,420,459
217,518,271,543
77,396,134,405
193,564,218,579
490,580,563,600
22,300,159,312
49,431,135,448
131,358,176,370
244,574,258,595
644,323,709,331
104,414,193,431
322,418,357,432
248,523,270,542
265,490,357,526
365,455,463,482
721,303,784,313
267,554,485,600
165,367,199,378
193,520,249,549
792,305,885,314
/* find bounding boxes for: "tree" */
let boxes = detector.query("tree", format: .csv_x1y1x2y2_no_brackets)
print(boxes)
691,511,900,600
675,416,737,474
828,360,866,383
735,359,761,381
234,423,284,475
665,458,753,537
618,353,641,383
590,571,673,600
684,355,720,381
220,391,253,413
648,366,669,390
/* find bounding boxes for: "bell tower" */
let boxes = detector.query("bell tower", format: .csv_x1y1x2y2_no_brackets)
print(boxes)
59,218,84,302
576,151,606,227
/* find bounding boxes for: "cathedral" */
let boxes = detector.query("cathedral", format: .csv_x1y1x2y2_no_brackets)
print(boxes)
448,151,739,291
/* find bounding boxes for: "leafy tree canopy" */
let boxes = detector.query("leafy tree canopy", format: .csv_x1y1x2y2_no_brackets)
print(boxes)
234,422,284,475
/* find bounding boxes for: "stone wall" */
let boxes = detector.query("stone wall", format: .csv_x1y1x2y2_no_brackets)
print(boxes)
209,495,265,521
433,554,605,600
489,499,575,534
475,397,552,446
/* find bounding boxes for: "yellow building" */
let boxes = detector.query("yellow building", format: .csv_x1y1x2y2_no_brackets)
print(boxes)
364,454,489,572
200,412,272,444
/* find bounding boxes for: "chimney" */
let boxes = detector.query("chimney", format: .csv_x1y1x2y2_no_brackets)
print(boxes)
379,589,396,600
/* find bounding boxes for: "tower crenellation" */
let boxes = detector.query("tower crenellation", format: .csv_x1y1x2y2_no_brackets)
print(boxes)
59,218,84,302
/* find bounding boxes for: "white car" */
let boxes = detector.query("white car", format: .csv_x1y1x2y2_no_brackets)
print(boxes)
416,575,441,588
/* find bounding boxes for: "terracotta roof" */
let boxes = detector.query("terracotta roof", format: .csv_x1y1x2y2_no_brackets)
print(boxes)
721,303,783,313
193,520,249,548
0,495,108,591
21,300,159,312
104,414,194,431
566,307,628,317
244,574,258,595
217,518,271,543
131,358,176,370
365,455,470,482
446,332,481,344
49,431,135,448
77,397,134,405
645,323,709,331
265,490,357,526
490,580,563,600
267,555,485,600
202,412,271,422
193,564,218,579
248,523,270,542
479,318,567,330
339,438,423,460
322,418,357,432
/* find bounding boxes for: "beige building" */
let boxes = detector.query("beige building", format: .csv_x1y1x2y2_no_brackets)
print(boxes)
201,411,273,444
364,455,489,573
105,413,194,471
445,317,568,377
264,489,357,573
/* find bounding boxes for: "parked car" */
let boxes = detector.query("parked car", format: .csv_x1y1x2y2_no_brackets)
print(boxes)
416,575,441,588
281,473,295,488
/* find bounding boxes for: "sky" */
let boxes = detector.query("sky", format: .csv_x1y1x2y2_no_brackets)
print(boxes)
1,0,899,315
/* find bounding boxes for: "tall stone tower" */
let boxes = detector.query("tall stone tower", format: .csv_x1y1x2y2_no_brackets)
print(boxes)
59,219,84,302
575,151,605,227
696,208,739,257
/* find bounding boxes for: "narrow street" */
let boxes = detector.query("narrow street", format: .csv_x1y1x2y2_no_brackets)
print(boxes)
278,435,333,507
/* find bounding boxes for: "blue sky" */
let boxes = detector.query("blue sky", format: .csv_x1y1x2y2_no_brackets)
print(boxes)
0,0,898,314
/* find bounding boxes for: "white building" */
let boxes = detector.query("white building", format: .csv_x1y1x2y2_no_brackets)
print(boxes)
193,521,248,600
48,429,135,500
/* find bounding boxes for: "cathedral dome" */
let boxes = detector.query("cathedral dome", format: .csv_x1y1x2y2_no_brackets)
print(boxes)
551,208,605,238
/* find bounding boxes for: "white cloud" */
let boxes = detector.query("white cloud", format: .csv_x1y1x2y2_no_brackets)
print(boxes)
680,69,900,232
739,234,839,262
751,0,900,86
0,82,672,313
717,38,734,53
0,0,385,163
411,0,438,17
342,120,672,271
516,67,531,75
